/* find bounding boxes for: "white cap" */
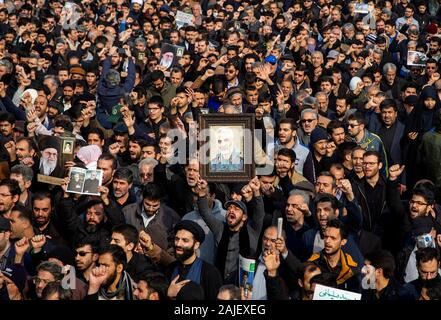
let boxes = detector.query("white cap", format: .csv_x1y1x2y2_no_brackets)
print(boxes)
132,0,143,5
349,77,362,91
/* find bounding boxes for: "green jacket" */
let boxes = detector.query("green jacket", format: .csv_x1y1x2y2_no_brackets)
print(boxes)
146,81,176,107
420,130,441,188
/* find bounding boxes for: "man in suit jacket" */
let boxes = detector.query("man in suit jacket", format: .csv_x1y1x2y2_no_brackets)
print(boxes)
83,170,100,194
368,99,406,185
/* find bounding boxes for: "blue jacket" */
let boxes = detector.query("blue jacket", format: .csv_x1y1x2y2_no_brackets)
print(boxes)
97,57,136,114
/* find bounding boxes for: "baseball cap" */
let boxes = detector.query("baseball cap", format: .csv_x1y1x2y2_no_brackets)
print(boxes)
264,55,277,65
0,216,11,232
327,50,339,60
159,4,171,13
282,53,295,61
224,200,248,215
108,104,123,123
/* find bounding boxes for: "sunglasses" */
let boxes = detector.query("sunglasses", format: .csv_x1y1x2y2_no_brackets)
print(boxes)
301,119,315,123
75,251,92,257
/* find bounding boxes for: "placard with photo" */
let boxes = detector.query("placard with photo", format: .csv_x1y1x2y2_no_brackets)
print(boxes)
159,43,185,71
407,50,428,66
67,167,103,195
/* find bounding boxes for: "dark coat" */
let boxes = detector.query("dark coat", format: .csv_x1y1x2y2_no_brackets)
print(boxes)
126,252,158,282
123,203,181,251
369,118,406,165
97,57,135,114
361,277,414,300
55,197,125,247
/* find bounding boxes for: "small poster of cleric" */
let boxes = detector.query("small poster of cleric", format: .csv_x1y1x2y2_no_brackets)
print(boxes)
239,255,255,299
159,43,185,71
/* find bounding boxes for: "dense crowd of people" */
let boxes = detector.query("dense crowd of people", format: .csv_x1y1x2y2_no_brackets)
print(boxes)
0,0,441,301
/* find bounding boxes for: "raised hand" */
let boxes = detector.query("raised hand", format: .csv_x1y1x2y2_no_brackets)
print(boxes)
108,142,120,155
88,265,108,293
388,164,405,181
139,230,154,254
4,141,15,157
26,108,38,123
195,179,208,198
339,179,355,201
263,249,280,276
202,68,215,80
275,237,288,255
167,275,191,299
240,184,253,202
98,186,110,205
14,237,30,258
21,157,35,167
60,176,70,197
30,235,47,253
249,177,261,197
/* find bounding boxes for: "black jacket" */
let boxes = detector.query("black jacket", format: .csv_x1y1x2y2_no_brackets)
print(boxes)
126,252,158,282
56,197,125,247
361,277,414,300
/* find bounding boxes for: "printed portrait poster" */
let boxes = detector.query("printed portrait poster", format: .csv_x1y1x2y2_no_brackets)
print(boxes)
239,255,255,298
175,10,194,30
67,167,103,196
37,136,64,180
160,43,185,71
60,135,76,165
354,3,369,13
209,125,245,172
407,50,428,66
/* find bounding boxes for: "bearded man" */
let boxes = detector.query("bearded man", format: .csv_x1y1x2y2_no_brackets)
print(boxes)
165,220,223,300
39,138,64,177
87,245,137,300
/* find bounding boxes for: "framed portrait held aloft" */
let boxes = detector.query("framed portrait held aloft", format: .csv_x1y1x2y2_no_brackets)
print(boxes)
199,114,255,182
60,136,76,164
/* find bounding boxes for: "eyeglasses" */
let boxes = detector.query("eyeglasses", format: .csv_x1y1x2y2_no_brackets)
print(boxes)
409,200,428,206
301,119,315,123
348,123,359,128
75,251,92,257
225,69,236,74
350,67,359,70
32,277,53,285
363,162,378,167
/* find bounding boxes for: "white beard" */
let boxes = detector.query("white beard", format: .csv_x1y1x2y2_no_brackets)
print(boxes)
40,157,57,175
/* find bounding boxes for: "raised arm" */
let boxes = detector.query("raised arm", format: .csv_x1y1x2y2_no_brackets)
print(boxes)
196,179,224,241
